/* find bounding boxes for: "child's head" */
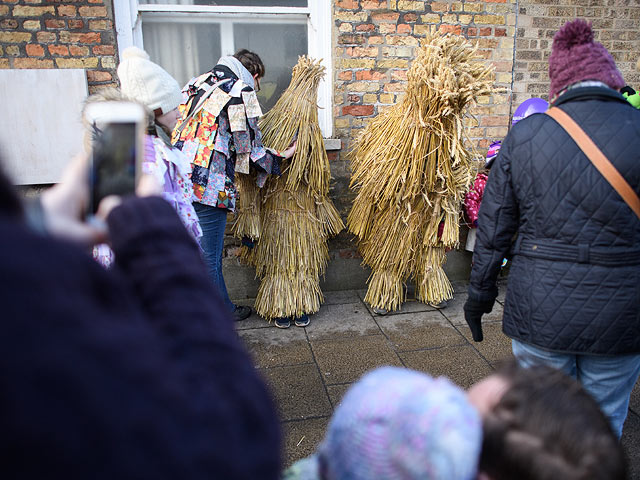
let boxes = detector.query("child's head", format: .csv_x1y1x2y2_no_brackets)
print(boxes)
314,367,482,480
470,362,626,480
511,97,549,126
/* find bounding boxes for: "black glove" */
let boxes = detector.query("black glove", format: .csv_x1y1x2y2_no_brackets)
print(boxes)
463,298,494,342
241,236,255,250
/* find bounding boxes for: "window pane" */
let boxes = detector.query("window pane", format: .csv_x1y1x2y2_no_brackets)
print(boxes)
140,0,307,6
234,23,307,111
142,20,221,88
142,17,307,113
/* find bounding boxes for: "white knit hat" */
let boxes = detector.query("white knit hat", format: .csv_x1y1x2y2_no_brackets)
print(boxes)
117,46,183,116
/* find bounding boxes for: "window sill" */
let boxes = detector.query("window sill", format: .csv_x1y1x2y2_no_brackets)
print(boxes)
323,138,342,151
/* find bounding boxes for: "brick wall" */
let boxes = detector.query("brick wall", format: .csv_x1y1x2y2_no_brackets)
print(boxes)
333,0,516,154
326,0,640,263
0,0,118,92
328,0,517,254
513,0,640,106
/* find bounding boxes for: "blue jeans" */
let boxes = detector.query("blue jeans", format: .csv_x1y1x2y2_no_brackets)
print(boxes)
512,339,640,438
193,202,235,313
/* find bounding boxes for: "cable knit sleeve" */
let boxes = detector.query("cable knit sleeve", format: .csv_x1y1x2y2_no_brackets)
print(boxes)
107,196,282,479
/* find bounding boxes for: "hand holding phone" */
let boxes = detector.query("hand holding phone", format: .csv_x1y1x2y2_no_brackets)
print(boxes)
84,101,146,216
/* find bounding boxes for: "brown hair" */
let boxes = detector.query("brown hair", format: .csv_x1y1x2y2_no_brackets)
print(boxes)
234,49,265,78
480,362,626,480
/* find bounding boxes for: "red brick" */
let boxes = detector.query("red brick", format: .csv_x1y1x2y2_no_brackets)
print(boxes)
468,27,477,36
346,46,378,57
45,19,65,29
327,151,339,162
60,31,101,43
68,19,84,29
439,24,462,35
69,45,88,56
495,28,507,36
372,12,400,22
342,105,374,116
336,0,358,8
347,94,361,103
356,23,375,32
48,44,69,56
355,70,385,80
338,71,353,81
26,43,44,56
479,27,492,36
92,44,114,55
404,13,418,22
86,70,112,82
57,4,75,16
14,58,54,68
397,24,412,34
2,0,19,3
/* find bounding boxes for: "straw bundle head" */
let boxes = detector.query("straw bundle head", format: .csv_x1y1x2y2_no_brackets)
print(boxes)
347,31,496,310
260,56,329,195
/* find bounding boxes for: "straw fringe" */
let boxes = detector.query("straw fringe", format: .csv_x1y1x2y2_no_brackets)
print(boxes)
237,56,344,320
348,32,495,311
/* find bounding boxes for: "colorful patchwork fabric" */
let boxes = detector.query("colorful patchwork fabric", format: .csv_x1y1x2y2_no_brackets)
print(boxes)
175,64,283,212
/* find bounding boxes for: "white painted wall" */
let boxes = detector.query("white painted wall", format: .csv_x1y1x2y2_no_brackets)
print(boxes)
0,69,88,185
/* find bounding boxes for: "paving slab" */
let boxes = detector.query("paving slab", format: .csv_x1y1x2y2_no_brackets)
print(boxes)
400,344,494,389
622,411,640,479
238,327,313,368
326,383,352,409
261,364,332,421
282,416,330,468
360,294,445,316
234,309,271,330
375,310,467,352
312,334,402,385
458,322,514,366
305,302,380,341
630,381,640,416
321,289,365,305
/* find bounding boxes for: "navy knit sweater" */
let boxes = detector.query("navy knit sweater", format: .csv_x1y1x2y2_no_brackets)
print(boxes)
0,196,281,479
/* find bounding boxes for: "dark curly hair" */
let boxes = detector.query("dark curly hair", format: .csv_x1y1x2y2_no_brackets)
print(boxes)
480,362,626,480
233,49,265,78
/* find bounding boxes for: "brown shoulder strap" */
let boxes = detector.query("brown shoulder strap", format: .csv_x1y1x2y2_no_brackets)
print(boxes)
546,107,640,220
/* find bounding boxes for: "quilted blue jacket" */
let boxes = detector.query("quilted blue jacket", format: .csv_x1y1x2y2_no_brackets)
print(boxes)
469,86,640,355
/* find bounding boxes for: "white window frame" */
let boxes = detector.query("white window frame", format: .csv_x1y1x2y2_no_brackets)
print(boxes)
113,1,333,137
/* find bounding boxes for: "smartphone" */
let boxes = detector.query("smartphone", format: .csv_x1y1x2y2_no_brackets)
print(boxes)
84,101,146,215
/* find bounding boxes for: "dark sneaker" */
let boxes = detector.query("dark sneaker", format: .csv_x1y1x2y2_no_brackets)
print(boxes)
372,306,389,315
233,305,252,321
294,314,310,327
428,300,448,310
274,317,291,329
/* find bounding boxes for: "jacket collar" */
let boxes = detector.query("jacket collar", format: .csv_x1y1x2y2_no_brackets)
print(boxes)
553,85,629,108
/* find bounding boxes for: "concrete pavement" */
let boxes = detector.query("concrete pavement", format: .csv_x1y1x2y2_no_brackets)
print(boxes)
235,280,640,478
